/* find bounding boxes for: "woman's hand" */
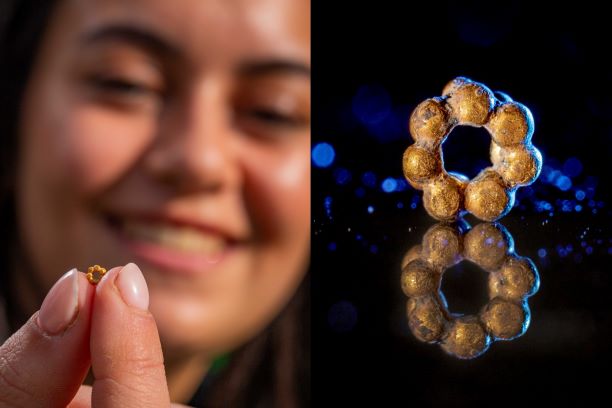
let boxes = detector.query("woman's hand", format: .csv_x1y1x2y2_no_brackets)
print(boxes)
0,263,187,407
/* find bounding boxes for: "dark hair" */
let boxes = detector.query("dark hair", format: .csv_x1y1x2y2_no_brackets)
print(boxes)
0,1,310,407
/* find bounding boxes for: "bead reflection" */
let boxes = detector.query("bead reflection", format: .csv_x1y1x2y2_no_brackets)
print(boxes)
400,222,539,359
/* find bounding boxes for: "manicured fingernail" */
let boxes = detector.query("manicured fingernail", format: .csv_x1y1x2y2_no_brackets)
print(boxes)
37,268,79,335
116,263,149,310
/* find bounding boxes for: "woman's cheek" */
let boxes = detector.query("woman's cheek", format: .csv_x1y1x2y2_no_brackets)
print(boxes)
50,107,155,195
243,140,310,240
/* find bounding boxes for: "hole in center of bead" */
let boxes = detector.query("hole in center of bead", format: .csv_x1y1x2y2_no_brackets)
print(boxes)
442,126,491,179
441,260,489,315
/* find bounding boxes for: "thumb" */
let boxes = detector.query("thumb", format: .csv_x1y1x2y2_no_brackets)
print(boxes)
90,263,170,407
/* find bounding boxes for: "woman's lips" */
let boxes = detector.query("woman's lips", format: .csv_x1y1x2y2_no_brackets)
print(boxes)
106,215,233,275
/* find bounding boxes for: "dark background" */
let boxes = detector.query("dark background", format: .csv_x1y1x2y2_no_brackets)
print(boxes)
312,0,610,405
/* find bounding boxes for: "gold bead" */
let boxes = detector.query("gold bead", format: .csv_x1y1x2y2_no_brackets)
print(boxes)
487,101,534,147
409,97,452,148
86,264,107,285
445,81,495,126
440,316,490,359
400,259,439,297
402,145,441,187
403,77,541,221
465,169,513,221
489,255,539,301
422,175,466,221
496,145,542,188
406,295,449,343
399,221,539,358
421,223,463,270
463,223,511,270
480,298,530,340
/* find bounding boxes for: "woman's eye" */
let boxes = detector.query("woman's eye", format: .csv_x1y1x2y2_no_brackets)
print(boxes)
90,77,154,96
247,108,304,126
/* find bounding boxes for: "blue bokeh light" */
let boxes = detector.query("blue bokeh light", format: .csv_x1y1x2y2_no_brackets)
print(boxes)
562,157,583,177
312,142,335,168
381,177,398,193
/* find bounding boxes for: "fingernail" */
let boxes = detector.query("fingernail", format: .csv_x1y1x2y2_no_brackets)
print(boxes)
37,268,79,335
116,263,149,310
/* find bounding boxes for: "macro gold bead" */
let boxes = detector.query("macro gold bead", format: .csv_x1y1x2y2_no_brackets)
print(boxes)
465,170,512,222
400,259,439,297
440,316,490,359
445,81,495,126
463,223,511,270
497,145,542,188
406,295,448,343
409,97,452,148
403,77,541,221
489,255,539,301
487,101,534,147
422,175,465,221
421,223,463,270
86,264,107,285
480,298,529,340
402,145,441,186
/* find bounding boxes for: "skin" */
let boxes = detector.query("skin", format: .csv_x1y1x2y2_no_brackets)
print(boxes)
1,0,310,405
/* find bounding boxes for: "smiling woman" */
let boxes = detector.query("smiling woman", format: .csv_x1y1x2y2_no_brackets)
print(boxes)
0,0,310,407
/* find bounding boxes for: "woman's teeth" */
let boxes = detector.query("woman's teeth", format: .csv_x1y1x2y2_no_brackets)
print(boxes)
121,220,226,254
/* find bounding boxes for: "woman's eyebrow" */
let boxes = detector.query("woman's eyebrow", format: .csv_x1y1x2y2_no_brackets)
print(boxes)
238,60,311,79
80,24,183,59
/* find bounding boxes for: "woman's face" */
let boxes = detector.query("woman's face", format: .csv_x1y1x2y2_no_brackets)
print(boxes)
17,0,310,356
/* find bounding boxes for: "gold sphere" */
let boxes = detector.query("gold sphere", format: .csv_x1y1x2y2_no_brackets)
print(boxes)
496,145,543,188
409,97,452,148
445,81,495,126
463,223,511,270
421,223,463,270
480,298,530,340
464,169,513,222
489,255,539,301
487,101,534,147
422,175,466,221
440,316,490,359
406,295,449,343
401,259,439,297
402,145,441,187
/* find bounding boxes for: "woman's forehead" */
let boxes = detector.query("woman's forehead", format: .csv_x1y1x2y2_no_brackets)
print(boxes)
54,0,310,65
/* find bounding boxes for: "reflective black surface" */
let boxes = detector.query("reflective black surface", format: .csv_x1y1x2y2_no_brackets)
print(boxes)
313,0,610,404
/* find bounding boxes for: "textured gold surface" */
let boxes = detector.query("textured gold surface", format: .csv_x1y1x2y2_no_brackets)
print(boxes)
400,221,539,359
402,77,542,221
441,316,490,359
86,264,107,285
400,259,439,297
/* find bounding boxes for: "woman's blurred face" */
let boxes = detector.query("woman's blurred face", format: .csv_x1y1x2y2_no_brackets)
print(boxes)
17,0,310,355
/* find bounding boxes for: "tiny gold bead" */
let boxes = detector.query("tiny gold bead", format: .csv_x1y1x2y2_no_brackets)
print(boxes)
400,259,439,297
402,145,441,186
86,265,107,285
445,81,495,126
402,77,541,221
480,298,530,340
406,295,448,343
440,316,490,359
487,101,534,147
464,169,513,222
409,97,452,148
463,223,511,270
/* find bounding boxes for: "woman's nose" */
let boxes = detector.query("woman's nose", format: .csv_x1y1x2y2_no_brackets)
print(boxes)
143,83,240,193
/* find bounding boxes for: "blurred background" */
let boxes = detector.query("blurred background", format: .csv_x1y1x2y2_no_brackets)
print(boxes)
312,0,610,405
